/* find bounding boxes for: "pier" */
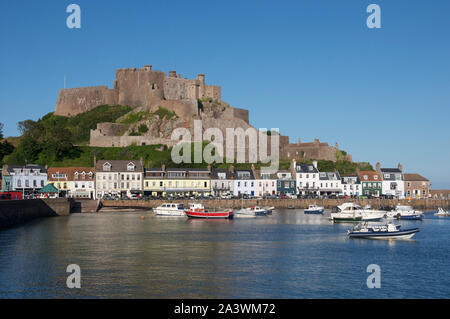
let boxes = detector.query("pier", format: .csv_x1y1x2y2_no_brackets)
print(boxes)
99,198,450,211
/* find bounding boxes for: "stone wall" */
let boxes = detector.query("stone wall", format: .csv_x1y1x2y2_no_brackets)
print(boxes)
55,86,118,116
100,198,449,211
0,198,72,230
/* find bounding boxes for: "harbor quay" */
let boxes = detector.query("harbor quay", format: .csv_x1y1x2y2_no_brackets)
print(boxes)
99,198,450,211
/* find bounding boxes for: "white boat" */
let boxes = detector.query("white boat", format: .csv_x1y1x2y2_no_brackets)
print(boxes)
304,204,324,214
347,222,419,240
235,206,268,218
386,205,423,220
434,207,450,217
330,203,386,223
153,203,186,216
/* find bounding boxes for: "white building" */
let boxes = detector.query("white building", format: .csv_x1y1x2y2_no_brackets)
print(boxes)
254,170,277,197
377,163,405,199
340,174,361,197
318,171,342,197
211,168,234,196
233,169,256,197
2,164,47,196
95,160,144,199
294,160,320,195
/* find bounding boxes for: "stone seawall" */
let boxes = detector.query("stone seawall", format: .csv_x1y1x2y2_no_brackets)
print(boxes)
0,199,73,230
100,198,449,211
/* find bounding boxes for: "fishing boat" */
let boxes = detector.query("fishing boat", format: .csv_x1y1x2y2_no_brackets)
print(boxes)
330,203,385,223
304,204,324,214
434,207,450,217
235,206,267,218
153,203,186,216
386,205,423,220
185,203,233,219
347,222,419,240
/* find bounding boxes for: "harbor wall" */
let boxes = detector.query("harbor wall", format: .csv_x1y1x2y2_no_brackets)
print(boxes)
0,198,73,230
100,198,450,211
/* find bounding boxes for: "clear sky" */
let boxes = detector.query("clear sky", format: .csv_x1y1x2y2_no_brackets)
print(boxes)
0,0,449,188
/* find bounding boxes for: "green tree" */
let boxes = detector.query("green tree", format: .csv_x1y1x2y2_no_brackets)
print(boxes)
0,122,3,139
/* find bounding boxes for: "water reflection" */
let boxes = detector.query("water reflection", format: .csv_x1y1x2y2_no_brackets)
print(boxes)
0,209,448,298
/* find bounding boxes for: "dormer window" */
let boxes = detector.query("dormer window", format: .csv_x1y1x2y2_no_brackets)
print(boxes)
103,162,112,172
374,175,378,180
127,162,136,172
364,175,368,180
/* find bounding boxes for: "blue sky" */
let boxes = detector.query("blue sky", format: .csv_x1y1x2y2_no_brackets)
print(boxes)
0,0,449,188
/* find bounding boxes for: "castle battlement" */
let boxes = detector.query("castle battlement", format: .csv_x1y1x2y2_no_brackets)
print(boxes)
55,64,221,117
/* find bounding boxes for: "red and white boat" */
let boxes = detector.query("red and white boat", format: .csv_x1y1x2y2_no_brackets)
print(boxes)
185,203,234,219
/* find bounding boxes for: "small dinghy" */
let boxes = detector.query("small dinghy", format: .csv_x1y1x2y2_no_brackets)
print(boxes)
347,222,419,240
304,204,324,214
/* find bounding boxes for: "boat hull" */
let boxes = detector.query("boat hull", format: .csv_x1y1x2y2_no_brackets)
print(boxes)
304,209,324,214
332,216,362,223
153,209,186,217
348,228,419,239
185,211,233,219
397,215,423,220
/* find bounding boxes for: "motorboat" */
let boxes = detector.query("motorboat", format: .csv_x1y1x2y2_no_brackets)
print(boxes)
235,206,268,218
434,207,450,217
153,203,186,216
304,204,324,214
386,205,423,220
185,203,233,219
347,222,419,240
330,203,385,223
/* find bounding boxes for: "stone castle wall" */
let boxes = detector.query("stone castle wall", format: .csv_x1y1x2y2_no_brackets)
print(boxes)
54,86,118,116
55,65,222,117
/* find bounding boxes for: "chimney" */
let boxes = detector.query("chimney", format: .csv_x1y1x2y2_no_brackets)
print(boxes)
169,70,176,78
376,162,381,173
398,163,403,171
162,164,166,172
93,155,97,167
207,163,211,172
140,156,143,166
297,138,301,145
312,160,318,169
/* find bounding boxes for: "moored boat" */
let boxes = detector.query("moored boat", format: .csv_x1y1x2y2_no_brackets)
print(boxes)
386,205,423,220
153,203,186,216
235,206,268,218
185,203,233,219
330,203,385,223
304,204,324,214
347,222,419,240
434,207,450,217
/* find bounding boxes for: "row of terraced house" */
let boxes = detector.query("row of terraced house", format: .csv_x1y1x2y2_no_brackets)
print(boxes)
0,159,437,200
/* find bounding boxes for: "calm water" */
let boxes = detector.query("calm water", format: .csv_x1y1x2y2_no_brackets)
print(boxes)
0,209,449,298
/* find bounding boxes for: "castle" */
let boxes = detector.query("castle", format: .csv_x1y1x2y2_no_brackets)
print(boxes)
54,64,351,163
55,65,222,118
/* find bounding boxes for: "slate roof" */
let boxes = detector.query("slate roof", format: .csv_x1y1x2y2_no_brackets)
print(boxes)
295,164,318,174
211,168,233,180
95,160,143,173
319,172,341,181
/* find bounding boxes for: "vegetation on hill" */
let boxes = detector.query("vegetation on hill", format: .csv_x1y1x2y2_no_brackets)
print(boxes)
2,105,132,165
119,107,178,125
0,122,15,164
